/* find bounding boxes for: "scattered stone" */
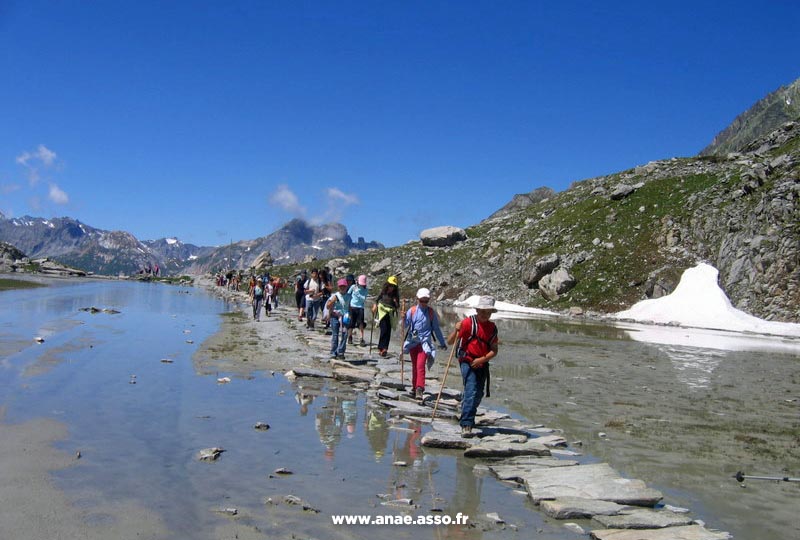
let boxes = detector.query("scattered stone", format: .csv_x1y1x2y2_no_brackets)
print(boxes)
381,498,415,508
185,340,194,344
563,522,586,535
197,447,225,462
214,507,238,516
421,431,473,450
486,512,505,524
273,467,293,475
393,461,408,467
610,183,636,200
664,504,691,514
254,422,271,431
35,336,44,343
217,377,231,384
282,495,320,513
533,434,569,447
333,367,375,384
160,358,174,363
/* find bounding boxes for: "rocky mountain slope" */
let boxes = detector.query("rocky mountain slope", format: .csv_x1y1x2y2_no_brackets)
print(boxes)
272,119,799,323
0,214,381,276
182,219,383,274
701,76,800,156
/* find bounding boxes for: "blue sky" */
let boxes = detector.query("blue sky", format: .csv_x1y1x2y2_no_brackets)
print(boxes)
1,1,798,248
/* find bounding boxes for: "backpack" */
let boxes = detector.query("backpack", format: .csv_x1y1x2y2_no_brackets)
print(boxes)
405,305,434,342
254,286,264,299
456,315,497,359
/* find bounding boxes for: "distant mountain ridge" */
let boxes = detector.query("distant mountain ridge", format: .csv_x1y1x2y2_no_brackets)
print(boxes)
0,214,382,276
701,76,800,156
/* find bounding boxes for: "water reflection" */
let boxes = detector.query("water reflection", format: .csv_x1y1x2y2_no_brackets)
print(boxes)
660,345,725,390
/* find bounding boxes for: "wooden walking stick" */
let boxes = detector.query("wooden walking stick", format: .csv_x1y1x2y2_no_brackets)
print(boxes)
431,330,459,421
399,298,406,387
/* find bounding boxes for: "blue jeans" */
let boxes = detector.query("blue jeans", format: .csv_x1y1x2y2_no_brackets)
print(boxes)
329,316,348,357
459,361,487,428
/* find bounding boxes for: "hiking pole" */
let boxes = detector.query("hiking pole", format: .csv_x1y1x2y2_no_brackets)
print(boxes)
734,471,800,483
431,333,458,421
399,299,406,387
369,304,376,355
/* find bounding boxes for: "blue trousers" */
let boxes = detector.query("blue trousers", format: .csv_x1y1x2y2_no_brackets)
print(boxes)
329,316,348,357
459,361,487,428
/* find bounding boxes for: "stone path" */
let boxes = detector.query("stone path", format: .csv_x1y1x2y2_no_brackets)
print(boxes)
206,285,732,539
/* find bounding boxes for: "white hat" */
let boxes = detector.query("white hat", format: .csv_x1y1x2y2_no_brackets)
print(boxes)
475,296,497,311
416,287,431,299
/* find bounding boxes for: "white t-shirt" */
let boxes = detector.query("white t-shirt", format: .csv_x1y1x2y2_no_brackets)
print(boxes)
305,278,320,302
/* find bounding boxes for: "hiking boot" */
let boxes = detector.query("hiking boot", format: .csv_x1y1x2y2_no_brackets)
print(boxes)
379,349,387,357
415,387,424,401
461,425,474,438
348,336,353,344
359,339,366,347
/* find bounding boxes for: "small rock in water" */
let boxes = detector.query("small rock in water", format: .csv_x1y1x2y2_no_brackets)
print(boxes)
215,507,238,516
381,498,415,508
273,467,293,475
160,358,174,363
486,512,505,524
598,432,607,438
665,504,691,514
254,422,271,430
197,447,225,462
563,522,585,535
75,451,81,459
35,336,45,343
185,340,194,344
217,377,231,384
283,495,320,513
393,461,408,467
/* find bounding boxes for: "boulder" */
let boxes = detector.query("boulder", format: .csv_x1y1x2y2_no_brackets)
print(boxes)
610,184,636,200
370,257,392,275
523,253,560,288
420,226,467,247
538,268,577,301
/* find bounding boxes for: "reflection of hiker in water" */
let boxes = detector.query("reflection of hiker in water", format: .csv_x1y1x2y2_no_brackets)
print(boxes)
443,459,481,538
342,398,358,439
364,407,389,461
295,391,314,416
315,395,344,460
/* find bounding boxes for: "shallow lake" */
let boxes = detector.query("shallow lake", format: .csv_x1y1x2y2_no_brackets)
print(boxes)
1,278,797,539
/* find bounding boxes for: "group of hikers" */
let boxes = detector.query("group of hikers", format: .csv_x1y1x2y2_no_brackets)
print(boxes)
247,273,286,321
290,268,500,438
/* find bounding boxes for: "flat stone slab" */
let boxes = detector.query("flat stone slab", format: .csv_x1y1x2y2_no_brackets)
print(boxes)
333,367,376,383
377,377,406,390
464,439,550,458
380,399,458,420
490,459,579,482
286,368,333,379
522,463,663,506
421,431,472,449
540,497,627,519
593,508,694,529
533,434,569,447
590,525,731,540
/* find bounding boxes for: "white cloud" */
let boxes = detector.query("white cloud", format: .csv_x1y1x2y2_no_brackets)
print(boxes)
326,187,359,206
269,184,306,216
48,183,69,205
16,144,58,186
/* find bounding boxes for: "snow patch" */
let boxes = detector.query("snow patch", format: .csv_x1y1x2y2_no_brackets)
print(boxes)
611,263,800,338
166,238,178,245
454,295,559,320
188,255,198,261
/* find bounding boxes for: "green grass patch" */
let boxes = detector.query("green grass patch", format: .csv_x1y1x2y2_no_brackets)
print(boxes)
0,278,47,291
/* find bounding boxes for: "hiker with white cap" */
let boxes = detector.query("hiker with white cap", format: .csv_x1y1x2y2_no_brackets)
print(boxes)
402,287,447,401
447,295,499,437
251,277,265,321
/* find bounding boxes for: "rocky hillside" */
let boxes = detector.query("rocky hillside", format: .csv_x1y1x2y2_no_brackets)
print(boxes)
701,76,800,156
272,120,799,323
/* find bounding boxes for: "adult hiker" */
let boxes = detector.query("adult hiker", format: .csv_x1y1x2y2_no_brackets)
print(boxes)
372,275,400,357
402,288,447,401
447,295,498,437
324,278,351,360
347,274,369,346
295,270,307,320
251,277,265,321
304,268,323,329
